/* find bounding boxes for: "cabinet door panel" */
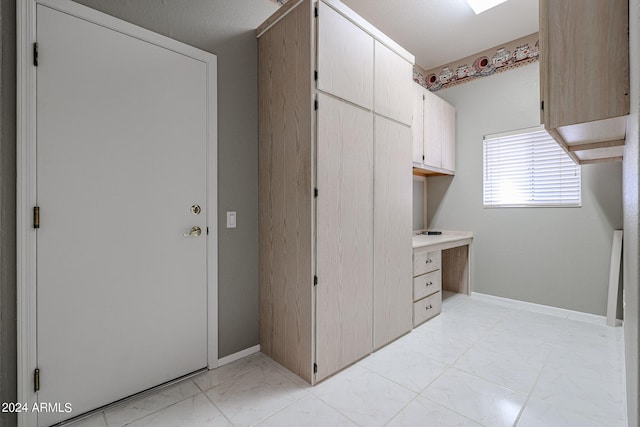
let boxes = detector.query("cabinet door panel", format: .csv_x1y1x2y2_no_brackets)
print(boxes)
374,41,413,125
317,2,374,109
441,100,456,172
374,116,413,349
541,0,629,128
316,93,373,381
411,83,424,164
423,91,442,169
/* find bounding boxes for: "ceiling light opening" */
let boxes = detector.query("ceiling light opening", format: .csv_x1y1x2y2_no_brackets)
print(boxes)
465,0,509,14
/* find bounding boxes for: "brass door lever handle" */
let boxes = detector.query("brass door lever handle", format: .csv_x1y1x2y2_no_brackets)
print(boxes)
184,226,202,237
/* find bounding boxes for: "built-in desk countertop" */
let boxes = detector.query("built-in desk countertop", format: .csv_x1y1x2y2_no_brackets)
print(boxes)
412,230,473,251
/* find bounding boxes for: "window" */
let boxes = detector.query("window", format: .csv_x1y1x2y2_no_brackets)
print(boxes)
483,126,581,207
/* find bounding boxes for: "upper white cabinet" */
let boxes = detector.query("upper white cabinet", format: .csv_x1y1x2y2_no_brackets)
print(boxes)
423,89,443,169
540,0,629,164
317,2,373,109
374,41,413,126
413,83,456,175
411,83,424,163
440,100,456,171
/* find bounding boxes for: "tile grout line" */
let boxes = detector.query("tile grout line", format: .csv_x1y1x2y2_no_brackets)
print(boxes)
247,356,314,426
114,380,203,427
310,391,369,427
419,395,488,427
194,378,237,427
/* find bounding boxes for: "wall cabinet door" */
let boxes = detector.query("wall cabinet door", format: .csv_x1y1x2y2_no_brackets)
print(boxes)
411,83,424,164
316,93,373,381
440,100,456,171
374,115,413,349
374,41,413,125
420,90,455,173
317,2,374,109
540,0,629,129
423,90,442,169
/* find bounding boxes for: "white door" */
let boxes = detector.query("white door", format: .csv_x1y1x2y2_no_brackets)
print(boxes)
36,5,212,425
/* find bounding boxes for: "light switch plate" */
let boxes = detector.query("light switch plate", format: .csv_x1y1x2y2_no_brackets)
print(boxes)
226,211,237,228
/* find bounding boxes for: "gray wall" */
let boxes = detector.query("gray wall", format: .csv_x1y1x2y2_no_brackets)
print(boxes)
623,0,640,423
425,62,623,315
69,0,277,358
0,1,17,426
0,3,278,421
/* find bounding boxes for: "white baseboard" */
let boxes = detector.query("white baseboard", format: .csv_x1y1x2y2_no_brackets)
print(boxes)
218,344,261,367
471,292,611,326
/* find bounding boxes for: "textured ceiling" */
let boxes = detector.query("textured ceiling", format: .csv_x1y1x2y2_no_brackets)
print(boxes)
340,0,539,70
71,0,537,72
72,0,279,53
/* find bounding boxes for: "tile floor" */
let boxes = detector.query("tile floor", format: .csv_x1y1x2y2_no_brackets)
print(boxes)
67,293,626,427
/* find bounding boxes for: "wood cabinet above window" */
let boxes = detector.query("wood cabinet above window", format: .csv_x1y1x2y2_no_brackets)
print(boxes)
540,0,629,165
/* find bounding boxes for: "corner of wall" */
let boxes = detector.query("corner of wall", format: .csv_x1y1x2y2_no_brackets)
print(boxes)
623,0,640,425
0,0,18,425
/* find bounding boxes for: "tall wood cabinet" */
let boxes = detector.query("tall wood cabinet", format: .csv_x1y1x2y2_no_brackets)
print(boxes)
257,0,413,383
540,0,629,164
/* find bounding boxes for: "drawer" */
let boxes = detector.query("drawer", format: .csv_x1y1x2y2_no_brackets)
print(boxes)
413,249,441,276
413,292,442,327
413,270,442,301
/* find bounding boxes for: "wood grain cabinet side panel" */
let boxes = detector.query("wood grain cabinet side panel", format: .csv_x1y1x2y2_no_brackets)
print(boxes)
316,93,373,381
442,246,469,295
540,0,629,129
373,115,413,350
374,41,414,126
258,0,313,383
317,1,374,109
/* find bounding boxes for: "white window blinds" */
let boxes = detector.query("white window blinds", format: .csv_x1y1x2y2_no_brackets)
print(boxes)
483,127,581,207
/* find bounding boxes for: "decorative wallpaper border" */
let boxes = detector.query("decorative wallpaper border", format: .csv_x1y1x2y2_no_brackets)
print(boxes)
414,32,539,92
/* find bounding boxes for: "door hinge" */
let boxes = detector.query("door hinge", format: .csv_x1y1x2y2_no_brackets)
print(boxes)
33,43,38,67
34,368,40,392
314,188,318,198
422,155,425,161
314,275,318,286
314,70,318,81
207,226,209,236
33,206,40,229
540,100,544,110
314,6,318,17
314,99,318,110
313,363,318,374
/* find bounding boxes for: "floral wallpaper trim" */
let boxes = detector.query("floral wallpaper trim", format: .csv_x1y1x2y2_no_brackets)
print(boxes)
414,32,539,92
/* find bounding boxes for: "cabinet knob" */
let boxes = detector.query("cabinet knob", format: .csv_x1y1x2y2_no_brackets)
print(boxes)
426,281,433,286
426,304,433,310
426,258,432,264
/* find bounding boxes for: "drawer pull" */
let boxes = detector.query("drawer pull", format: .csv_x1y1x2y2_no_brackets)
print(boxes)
426,304,433,310
425,258,432,264
425,281,433,286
